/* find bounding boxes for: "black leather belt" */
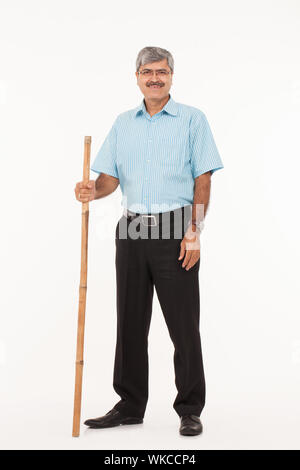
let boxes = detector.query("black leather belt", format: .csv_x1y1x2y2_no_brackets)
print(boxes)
123,206,192,227
124,209,158,226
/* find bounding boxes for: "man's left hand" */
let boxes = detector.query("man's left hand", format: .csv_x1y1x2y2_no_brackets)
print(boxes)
178,224,201,270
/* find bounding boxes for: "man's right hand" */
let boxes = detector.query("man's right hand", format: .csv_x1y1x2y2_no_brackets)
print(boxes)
74,180,96,203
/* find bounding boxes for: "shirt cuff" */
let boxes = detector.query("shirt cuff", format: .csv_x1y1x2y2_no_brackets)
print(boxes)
193,165,224,178
91,166,119,179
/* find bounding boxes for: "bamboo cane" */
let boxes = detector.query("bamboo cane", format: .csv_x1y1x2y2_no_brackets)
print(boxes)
72,136,91,437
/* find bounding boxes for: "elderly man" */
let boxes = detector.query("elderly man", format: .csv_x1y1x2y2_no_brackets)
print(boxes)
74,46,224,436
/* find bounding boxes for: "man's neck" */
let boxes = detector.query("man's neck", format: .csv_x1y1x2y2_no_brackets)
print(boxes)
144,94,170,117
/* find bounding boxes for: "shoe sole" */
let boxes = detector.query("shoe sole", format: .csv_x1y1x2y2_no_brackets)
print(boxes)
180,428,203,436
87,418,143,429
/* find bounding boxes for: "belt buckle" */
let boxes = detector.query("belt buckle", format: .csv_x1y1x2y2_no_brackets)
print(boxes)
141,215,157,227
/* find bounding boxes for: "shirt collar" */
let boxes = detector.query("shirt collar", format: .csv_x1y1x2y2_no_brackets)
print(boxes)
135,93,178,117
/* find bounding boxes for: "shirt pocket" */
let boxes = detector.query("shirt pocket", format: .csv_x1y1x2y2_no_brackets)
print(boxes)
154,135,189,171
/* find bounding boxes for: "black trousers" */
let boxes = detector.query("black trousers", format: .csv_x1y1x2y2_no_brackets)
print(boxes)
112,206,206,419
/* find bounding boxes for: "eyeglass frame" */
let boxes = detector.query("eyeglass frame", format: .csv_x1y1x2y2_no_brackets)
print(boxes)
137,68,173,78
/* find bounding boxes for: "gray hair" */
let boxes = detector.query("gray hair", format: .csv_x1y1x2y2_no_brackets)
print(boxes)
136,46,174,73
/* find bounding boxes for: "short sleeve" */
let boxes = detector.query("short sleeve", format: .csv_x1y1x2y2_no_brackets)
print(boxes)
90,117,119,179
189,112,224,178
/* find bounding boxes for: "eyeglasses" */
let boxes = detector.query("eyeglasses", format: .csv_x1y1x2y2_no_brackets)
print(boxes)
137,69,172,78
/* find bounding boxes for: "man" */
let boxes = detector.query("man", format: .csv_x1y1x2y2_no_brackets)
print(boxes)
74,46,224,436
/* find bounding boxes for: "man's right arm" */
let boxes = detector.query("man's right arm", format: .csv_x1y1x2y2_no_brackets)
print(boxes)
94,173,119,199
74,173,119,203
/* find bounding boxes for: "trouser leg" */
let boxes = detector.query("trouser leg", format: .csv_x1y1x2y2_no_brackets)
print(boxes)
149,237,206,418
112,220,154,419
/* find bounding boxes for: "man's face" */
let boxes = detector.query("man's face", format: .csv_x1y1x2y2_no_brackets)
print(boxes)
136,58,173,100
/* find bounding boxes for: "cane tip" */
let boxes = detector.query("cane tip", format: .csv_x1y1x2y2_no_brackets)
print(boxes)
85,136,92,144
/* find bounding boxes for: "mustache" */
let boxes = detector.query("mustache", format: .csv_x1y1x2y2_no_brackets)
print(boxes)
147,82,164,87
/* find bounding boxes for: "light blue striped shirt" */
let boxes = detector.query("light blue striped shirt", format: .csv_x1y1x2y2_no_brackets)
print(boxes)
91,93,224,214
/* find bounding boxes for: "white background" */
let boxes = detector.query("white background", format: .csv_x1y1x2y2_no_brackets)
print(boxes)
1,0,300,450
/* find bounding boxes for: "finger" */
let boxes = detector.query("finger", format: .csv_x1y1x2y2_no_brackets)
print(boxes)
79,188,93,195
182,251,192,268
178,241,186,260
186,254,200,271
78,182,91,190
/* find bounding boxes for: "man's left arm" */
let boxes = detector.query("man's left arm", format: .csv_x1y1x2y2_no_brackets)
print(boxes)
178,171,211,270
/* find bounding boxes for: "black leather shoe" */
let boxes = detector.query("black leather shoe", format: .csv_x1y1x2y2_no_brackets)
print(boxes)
84,408,143,429
179,415,203,436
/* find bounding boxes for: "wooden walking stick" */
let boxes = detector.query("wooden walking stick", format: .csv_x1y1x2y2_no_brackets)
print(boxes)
72,136,91,437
